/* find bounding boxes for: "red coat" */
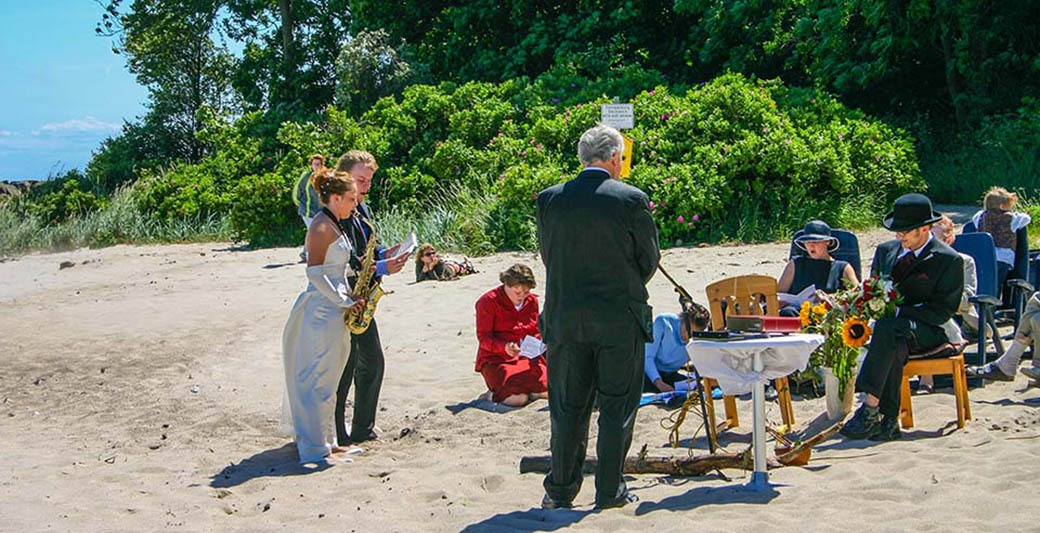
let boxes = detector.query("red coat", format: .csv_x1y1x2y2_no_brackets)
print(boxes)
474,285,540,372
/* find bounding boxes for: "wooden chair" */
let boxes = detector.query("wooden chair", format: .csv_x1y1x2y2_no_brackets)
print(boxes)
701,275,796,444
898,341,971,430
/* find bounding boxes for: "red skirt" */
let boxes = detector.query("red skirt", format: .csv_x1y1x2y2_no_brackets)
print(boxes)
480,357,548,403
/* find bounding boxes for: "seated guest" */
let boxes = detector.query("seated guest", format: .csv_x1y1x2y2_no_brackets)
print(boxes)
474,264,548,407
645,304,711,393
973,186,1030,290
415,243,477,282
967,291,1040,384
840,194,963,442
919,215,979,392
778,220,859,316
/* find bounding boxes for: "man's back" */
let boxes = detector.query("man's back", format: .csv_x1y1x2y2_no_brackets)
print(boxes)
537,169,659,343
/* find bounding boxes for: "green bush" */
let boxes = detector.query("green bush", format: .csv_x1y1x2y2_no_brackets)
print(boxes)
4,170,107,224
229,170,302,247
919,100,1040,204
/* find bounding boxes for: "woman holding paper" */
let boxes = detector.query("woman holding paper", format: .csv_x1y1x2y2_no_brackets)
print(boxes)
474,263,548,406
778,220,859,316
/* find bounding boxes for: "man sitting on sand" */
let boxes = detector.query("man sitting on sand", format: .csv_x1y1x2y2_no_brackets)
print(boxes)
840,193,963,442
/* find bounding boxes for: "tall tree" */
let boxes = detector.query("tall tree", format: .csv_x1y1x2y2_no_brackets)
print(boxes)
96,0,236,163
222,0,350,118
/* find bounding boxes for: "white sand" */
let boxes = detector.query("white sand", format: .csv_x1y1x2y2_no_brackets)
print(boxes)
2,224,1038,531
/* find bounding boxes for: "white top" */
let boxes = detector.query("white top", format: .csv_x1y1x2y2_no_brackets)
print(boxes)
687,334,825,395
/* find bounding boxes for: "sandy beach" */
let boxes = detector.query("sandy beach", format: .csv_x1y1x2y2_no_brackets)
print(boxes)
2,216,1039,531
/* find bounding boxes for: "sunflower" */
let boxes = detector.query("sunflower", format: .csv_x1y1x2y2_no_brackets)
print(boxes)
842,317,872,348
799,301,812,327
811,303,828,317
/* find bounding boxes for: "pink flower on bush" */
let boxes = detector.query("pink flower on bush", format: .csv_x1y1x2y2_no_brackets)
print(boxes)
875,156,881,162
435,141,442,147
784,139,791,145
521,150,527,156
662,113,670,120
837,133,844,140
649,89,656,95
498,132,504,137
537,144,543,150
649,201,656,209
688,222,694,226
693,214,700,221
677,215,685,223
530,139,536,145
576,103,582,108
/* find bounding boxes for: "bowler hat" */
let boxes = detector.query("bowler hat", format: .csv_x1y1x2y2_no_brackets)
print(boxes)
794,220,839,252
882,193,942,232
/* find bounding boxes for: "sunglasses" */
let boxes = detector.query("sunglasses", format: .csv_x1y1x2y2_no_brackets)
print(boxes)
423,251,437,257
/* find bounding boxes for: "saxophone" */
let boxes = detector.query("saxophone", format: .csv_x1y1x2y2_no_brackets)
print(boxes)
346,215,389,334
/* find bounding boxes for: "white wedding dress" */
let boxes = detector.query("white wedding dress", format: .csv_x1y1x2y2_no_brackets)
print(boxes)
282,232,356,464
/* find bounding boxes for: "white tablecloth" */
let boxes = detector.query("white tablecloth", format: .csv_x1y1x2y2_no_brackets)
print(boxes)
687,334,825,395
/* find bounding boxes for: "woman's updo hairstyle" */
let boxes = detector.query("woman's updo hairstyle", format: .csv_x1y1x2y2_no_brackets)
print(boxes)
500,263,536,289
310,169,356,204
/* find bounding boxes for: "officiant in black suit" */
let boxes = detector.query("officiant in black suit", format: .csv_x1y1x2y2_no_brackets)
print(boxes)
536,124,660,509
841,193,963,442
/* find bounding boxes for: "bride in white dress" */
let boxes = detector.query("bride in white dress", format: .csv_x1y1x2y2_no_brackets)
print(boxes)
282,168,366,464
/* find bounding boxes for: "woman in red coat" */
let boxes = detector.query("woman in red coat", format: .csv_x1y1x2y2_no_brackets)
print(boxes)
475,264,548,406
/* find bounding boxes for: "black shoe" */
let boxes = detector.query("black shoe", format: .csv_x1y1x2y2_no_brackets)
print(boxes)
839,404,883,440
966,364,1014,382
541,494,573,510
595,491,638,510
867,416,902,442
348,430,379,444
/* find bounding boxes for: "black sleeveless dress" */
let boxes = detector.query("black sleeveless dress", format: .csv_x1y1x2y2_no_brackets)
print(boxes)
781,257,849,316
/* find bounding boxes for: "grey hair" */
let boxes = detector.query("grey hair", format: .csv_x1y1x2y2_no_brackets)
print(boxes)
577,124,624,165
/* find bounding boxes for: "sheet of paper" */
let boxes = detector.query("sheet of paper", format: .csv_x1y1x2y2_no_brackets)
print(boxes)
518,335,547,358
778,284,816,307
391,232,418,260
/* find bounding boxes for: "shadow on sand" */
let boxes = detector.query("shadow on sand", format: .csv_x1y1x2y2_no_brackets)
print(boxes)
210,443,337,488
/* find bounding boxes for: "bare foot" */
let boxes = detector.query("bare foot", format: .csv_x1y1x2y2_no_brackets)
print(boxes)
529,391,549,401
500,393,531,407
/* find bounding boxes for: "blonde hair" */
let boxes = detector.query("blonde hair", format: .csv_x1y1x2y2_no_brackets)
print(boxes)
310,169,356,204
984,187,1017,210
335,150,379,173
308,154,325,164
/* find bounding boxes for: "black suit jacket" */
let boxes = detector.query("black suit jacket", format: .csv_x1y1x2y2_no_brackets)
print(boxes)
536,168,660,344
870,237,963,328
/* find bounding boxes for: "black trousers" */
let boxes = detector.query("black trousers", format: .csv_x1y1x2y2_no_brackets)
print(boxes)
854,317,946,418
542,327,644,506
335,318,385,444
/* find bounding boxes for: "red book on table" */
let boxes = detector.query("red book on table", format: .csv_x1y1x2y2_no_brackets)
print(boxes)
725,315,802,333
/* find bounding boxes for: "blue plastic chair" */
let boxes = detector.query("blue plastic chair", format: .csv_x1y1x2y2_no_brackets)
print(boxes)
788,228,862,280
962,220,1034,328
953,232,1005,366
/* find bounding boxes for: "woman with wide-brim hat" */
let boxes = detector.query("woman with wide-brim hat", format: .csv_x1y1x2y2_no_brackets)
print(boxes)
778,220,860,316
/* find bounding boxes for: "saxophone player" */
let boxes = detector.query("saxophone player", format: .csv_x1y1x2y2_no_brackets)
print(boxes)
333,150,410,445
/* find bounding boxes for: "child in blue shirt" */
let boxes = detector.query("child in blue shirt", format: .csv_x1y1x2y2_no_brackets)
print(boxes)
644,309,708,393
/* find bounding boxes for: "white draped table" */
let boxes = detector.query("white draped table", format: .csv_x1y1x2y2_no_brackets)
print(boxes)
687,333,825,490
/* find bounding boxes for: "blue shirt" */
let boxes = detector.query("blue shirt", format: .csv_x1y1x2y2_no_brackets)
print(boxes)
644,314,688,382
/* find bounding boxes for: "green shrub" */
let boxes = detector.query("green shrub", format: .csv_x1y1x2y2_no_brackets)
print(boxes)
919,100,1040,204
230,171,302,247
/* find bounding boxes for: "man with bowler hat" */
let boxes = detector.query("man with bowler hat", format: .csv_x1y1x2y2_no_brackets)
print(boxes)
841,193,963,441
536,124,660,509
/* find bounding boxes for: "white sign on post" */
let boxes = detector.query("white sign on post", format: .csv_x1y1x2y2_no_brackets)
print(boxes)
600,103,634,130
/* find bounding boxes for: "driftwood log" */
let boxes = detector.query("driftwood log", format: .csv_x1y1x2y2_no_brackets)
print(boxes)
519,421,842,476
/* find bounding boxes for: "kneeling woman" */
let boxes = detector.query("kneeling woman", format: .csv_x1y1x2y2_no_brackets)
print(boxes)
282,169,366,464
474,264,548,406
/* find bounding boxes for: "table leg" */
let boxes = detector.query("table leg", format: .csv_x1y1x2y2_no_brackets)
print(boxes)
750,351,768,490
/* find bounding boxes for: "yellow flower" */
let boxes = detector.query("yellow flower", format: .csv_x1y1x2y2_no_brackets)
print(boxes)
799,301,812,327
842,317,872,348
811,303,827,316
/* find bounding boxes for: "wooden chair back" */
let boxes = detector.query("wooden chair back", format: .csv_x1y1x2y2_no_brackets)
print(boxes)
705,275,781,331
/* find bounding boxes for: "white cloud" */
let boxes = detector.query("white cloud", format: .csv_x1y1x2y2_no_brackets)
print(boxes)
38,116,121,135
0,130,10,136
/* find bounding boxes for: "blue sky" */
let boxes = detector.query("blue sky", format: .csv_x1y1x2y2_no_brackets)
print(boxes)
0,2,148,181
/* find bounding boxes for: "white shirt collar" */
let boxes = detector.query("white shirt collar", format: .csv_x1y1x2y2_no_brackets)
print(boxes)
582,166,611,176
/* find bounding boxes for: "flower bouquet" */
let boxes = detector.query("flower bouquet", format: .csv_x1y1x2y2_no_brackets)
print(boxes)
800,275,903,399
